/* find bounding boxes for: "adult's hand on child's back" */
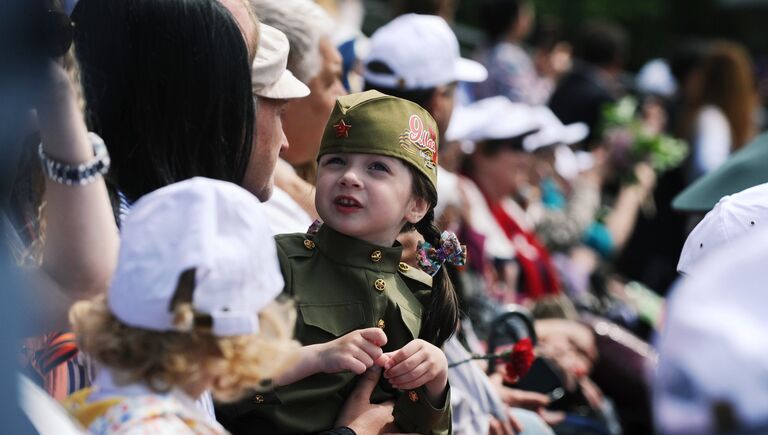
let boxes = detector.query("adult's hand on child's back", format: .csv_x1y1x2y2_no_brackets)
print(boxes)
320,327,388,374
379,339,448,404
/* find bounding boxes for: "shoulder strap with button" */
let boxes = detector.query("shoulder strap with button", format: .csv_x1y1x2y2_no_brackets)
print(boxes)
275,233,316,259
397,262,433,287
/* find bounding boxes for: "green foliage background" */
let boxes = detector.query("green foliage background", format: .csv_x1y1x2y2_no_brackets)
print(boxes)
453,0,767,70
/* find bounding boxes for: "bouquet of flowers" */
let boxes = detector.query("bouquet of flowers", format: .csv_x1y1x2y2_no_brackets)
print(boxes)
601,96,688,174
449,338,535,384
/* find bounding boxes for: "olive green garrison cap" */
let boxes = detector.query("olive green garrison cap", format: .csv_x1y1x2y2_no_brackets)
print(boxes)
673,132,768,212
318,90,439,189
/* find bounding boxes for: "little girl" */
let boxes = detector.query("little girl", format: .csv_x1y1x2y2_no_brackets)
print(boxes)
217,91,463,434
63,178,298,434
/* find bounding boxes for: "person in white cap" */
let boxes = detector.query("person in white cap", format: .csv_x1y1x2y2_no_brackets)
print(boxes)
62,177,298,434
677,182,768,276
655,226,768,435
245,23,311,202
363,13,488,140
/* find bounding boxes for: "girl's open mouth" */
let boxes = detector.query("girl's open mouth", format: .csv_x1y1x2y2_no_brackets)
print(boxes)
333,195,363,212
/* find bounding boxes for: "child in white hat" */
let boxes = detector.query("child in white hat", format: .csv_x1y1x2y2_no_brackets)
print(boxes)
64,177,298,434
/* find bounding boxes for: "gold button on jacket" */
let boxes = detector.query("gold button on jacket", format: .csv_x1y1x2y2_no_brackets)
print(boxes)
216,224,450,435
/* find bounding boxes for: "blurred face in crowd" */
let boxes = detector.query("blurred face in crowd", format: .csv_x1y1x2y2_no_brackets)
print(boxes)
473,145,531,199
282,37,346,166
428,82,457,140
243,98,290,201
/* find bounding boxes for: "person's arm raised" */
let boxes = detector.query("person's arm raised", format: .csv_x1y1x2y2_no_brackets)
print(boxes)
35,62,118,299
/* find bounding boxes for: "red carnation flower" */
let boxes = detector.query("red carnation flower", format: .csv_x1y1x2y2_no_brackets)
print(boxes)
501,338,535,383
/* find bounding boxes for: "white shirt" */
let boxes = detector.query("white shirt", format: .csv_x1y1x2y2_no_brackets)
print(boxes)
263,186,313,236
691,105,731,179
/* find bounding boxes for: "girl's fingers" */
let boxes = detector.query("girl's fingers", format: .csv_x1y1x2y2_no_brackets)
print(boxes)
375,353,392,368
391,371,431,390
387,360,429,386
384,344,425,377
383,340,422,370
351,348,374,370
343,355,369,375
356,336,384,361
359,327,388,347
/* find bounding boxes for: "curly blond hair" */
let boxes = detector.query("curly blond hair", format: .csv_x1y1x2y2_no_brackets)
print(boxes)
70,296,299,402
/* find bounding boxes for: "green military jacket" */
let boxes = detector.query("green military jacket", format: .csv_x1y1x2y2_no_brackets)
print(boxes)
216,224,451,434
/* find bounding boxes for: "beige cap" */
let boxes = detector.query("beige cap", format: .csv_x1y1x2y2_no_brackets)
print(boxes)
252,24,310,99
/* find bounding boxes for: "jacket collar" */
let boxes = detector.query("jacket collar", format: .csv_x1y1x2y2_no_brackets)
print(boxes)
313,224,403,273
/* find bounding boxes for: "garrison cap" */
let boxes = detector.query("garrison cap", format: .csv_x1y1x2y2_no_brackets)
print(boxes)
318,90,439,189
672,133,768,212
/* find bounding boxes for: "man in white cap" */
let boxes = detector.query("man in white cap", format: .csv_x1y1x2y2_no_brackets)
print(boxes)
243,23,310,201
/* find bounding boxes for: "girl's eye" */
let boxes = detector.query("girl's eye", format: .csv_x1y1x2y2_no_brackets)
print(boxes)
369,162,390,172
324,156,345,166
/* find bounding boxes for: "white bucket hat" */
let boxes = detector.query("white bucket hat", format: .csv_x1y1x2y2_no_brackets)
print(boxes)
108,177,284,336
522,106,589,152
363,13,487,90
445,96,539,144
252,24,310,99
677,182,768,276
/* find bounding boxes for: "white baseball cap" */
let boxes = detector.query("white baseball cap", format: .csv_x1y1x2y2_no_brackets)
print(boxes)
252,24,310,99
445,96,539,143
363,14,487,90
522,106,589,152
655,227,768,434
676,182,768,276
108,177,284,337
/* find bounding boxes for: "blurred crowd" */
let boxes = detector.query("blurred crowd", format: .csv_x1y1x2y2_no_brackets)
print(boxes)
5,0,768,434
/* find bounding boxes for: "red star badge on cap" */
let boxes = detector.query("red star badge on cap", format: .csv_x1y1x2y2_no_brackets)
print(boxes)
333,119,351,138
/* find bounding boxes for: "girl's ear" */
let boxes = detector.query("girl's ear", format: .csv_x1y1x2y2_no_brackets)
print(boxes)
405,196,430,224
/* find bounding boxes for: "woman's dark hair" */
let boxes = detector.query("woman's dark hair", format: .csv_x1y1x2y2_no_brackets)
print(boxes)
72,0,254,203
479,0,527,42
403,166,459,347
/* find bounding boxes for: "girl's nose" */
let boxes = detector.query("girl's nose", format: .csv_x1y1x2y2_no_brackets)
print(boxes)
339,168,362,188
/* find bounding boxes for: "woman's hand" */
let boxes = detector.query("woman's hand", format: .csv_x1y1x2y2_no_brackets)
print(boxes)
379,339,448,404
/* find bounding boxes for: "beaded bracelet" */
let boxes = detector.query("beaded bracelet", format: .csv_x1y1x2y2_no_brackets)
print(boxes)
38,132,111,186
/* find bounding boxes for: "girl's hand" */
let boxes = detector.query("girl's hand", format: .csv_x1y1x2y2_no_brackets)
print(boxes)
318,327,388,375
379,339,448,404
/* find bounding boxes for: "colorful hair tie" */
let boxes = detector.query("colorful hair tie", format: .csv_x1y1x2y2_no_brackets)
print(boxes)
416,231,467,276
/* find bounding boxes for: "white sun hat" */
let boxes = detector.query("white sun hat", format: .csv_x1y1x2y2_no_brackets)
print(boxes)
363,13,487,90
522,106,589,152
108,177,284,337
445,96,539,144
